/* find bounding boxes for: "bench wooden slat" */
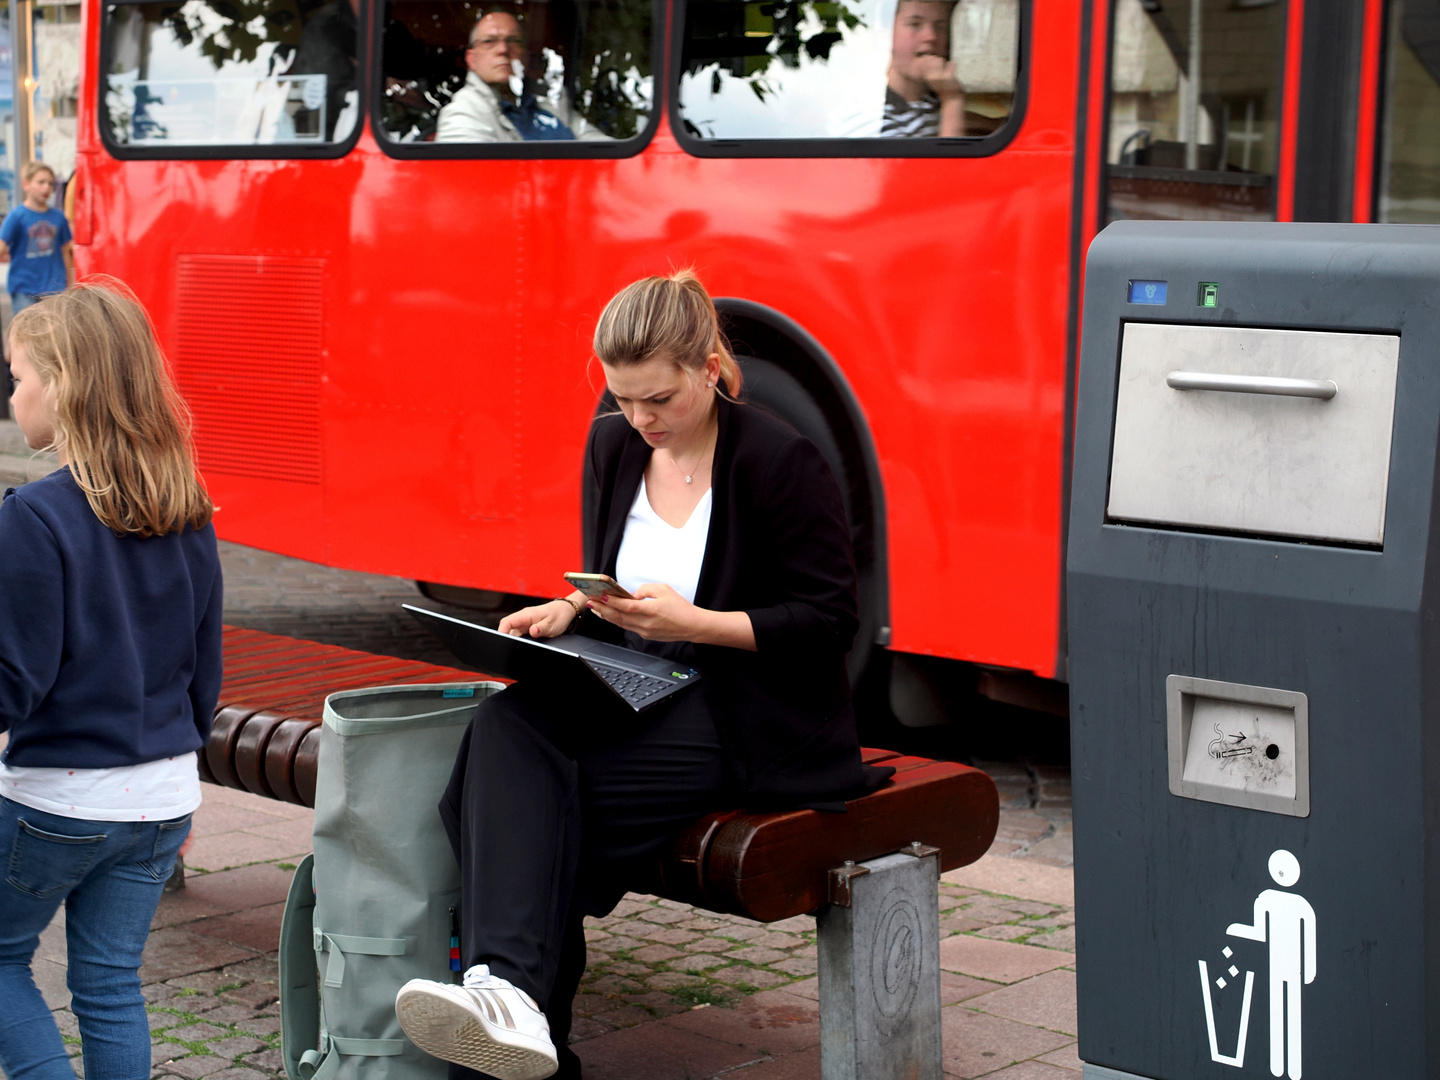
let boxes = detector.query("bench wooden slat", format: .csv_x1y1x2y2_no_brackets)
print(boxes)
211,627,1000,922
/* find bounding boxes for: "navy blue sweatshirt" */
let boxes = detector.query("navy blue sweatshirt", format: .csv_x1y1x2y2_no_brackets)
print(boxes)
0,467,223,768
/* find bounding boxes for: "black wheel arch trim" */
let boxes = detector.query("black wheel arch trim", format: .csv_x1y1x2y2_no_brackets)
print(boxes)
714,297,891,642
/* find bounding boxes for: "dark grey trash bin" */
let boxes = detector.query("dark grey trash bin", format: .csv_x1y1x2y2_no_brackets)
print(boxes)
1067,221,1440,1080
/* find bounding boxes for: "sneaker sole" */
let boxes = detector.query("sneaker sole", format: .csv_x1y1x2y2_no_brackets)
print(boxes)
396,987,558,1080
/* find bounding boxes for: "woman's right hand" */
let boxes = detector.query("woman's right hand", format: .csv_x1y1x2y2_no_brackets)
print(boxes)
498,599,578,639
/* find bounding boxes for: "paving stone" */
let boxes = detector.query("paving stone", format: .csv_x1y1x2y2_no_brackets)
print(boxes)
938,936,1071,985
159,1055,231,1078
584,927,612,943
712,924,767,942
636,907,691,925
684,937,735,953
605,961,651,977
1030,915,1075,929
1037,1042,1083,1072
646,972,707,990
708,966,789,989
149,1010,183,1031
208,1069,272,1080
783,977,818,1001
585,1003,658,1030
188,904,286,954
770,956,817,977
166,971,237,993
669,954,728,972
679,917,730,932
941,914,989,933
631,925,699,946
241,1048,285,1072
152,1041,190,1066
220,982,281,1009
976,925,1032,941
573,1019,760,1080
968,969,1077,1036
980,1063,1076,1079
196,1004,259,1024
658,993,818,1060
569,1016,611,1042
586,935,643,954
235,1016,283,1038
209,1036,268,1061
610,899,652,918
1027,926,1076,952
655,898,690,910
631,944,683,963
724,946,789,965
165,1022,230,1042
53,1010,79,1037
939,1006,1071,1079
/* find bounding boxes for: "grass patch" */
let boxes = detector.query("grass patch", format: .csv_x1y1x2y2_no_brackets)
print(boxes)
277,863,297,872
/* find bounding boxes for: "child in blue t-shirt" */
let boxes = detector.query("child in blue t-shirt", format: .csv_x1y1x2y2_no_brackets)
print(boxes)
0,162,74,313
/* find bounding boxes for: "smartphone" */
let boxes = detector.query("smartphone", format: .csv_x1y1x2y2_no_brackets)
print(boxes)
563,572,635,601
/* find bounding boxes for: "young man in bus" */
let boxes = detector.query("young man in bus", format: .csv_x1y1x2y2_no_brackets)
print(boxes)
882,0,965,138
435,10,609,143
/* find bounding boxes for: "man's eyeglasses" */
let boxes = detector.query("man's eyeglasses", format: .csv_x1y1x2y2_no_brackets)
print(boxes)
470,34,523,49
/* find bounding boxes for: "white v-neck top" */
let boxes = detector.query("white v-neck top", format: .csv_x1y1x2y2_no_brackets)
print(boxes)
614,477,712,604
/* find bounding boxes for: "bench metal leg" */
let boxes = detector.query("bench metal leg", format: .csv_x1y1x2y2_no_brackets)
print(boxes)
817,845,942,1080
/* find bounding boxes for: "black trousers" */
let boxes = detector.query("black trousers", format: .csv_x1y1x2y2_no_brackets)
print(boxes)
437,680,730,1080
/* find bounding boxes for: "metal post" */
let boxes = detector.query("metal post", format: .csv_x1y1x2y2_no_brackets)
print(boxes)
11,0,34,178
817,845,942,1080
1184,0,1202,171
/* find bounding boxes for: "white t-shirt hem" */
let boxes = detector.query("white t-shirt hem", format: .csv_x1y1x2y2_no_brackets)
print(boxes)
0,751,204,822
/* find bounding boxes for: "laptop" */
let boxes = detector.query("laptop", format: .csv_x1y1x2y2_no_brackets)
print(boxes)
403,604,701,714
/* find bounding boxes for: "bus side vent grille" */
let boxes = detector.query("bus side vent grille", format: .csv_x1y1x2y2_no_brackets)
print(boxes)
174,255,324,485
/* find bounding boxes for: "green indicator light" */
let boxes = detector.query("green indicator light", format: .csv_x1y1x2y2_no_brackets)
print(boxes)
1199,282,1219,308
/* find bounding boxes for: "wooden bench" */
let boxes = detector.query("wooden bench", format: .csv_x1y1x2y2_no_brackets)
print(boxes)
210,626,1000,1079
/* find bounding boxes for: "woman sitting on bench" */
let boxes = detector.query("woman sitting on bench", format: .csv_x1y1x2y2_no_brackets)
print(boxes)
394,269,890,1080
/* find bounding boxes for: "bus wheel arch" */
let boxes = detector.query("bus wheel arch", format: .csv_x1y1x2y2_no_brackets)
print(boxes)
714,299,890,689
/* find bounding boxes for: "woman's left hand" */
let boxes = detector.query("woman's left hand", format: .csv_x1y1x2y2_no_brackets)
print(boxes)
589,584,758,650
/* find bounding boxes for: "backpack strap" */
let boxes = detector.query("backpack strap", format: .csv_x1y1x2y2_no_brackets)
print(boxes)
313,930,411,988
279,855,320,1080
298,1037,405,1080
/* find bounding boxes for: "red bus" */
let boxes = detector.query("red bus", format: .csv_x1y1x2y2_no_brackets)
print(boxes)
69,0,1439,725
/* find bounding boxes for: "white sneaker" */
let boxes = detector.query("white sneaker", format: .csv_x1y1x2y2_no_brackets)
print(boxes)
395,965,559,1080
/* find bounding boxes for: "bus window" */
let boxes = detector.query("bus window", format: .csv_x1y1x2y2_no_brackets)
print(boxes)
676,0,1018,143
103,0,358,148
1378,0,1440,224
379,0,652,144
1105,0,1286,222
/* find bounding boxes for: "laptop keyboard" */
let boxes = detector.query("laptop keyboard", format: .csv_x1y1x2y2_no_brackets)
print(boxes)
591,662,674,706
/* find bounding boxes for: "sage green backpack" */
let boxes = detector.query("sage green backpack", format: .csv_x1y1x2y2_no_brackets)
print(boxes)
278,681,503,1080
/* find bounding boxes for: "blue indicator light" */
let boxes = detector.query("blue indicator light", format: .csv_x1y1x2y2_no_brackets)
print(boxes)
1128,280,1168,305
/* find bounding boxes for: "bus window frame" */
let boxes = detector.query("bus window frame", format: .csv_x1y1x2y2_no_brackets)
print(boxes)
668,0,1031,159
1096,0,1293,228
370,0,666,160
97,0,369,160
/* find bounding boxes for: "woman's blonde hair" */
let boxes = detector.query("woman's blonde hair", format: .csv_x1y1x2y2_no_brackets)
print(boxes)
11,280,214,537
593,269,743,394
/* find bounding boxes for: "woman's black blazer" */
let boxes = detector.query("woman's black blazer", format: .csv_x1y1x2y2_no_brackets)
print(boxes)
582,393,872,805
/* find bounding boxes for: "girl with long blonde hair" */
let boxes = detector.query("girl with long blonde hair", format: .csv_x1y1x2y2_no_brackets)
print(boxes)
0,281,223,1079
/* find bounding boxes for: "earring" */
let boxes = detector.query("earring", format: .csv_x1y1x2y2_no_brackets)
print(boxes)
707,381,715,387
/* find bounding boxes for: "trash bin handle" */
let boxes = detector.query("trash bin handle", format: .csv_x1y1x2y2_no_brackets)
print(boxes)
1166,371,1338,400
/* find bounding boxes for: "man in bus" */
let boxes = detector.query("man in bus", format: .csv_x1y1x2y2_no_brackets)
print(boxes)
435,10,609,142
882,0,965,138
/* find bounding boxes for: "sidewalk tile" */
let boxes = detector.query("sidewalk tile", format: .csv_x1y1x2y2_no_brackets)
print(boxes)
158,1055,230,1078
241,817,315,851
720,1046,818,1079
941,971,999,1005
141,928,255,982
185,833,308,873
190,800,277,837
188,903,287,954
978,1063,1077,1080
659,989,819,1055
1037,1043,1082,1072
35,957,70,1010
573,1023,761,1080
938,936,1070,985
968,970,1077,1036
939,1008,1071,1079
943,856,1074,908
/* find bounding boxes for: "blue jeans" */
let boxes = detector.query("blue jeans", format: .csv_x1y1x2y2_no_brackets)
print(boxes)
0,798,191,1080
10,292,41,314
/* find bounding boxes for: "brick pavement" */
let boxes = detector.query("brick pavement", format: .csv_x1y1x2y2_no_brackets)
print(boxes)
0,446,1079,1078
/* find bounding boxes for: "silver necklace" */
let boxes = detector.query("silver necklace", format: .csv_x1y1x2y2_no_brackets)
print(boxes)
670,447,703,484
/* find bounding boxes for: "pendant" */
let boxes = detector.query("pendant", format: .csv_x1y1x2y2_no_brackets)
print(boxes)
685,475,693,484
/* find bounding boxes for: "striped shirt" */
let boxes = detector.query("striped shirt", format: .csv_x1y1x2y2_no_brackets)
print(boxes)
880,88,941,138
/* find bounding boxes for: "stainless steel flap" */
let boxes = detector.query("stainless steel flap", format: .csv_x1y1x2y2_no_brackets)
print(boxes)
1108,323,1400,544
